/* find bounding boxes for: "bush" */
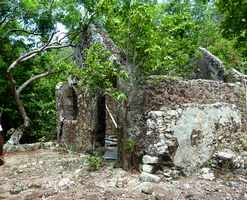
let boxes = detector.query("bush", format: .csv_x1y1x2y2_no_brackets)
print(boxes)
86,153,103,171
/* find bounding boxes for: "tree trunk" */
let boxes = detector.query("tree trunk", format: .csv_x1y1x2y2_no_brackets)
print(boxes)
119,100,133,170
0,113,4,165
6,72,30,129
15,90,30,128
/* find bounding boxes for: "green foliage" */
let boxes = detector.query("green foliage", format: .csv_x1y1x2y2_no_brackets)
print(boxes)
71,43,128,101
104,1,202,76
86,153,103,171
216,0,247,38
0,0,74,142
1,0,247,144
240,136,247,151
104,0,246,76
216,0,247,56
124,139,136,153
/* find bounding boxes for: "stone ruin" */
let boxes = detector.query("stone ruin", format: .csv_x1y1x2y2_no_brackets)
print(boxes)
56,27,247,179
127,77,246,176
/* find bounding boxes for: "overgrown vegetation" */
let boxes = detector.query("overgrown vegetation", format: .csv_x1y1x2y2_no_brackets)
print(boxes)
70,43,128,101
86,153,103,171
1,0,247,142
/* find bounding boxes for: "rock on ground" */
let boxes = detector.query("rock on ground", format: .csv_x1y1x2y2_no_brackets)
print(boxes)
0,148,247,200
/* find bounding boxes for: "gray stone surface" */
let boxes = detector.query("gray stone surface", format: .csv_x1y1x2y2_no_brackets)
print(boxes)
140,182,155,194
216,149,236,161
145,103,241,175
142,164,154,173
7,128,23,145
139,172,161,183
56,82,97,152
200,168,215,181
212,149,238,169
142,155,159,164
194,47,225,80
3,142,59,153
173,104,240,174
103,146,118,160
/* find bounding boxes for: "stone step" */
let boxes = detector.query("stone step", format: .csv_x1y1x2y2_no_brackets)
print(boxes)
103,146,118,160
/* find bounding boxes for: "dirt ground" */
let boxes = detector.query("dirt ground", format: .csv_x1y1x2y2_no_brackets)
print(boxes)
0,149,247,200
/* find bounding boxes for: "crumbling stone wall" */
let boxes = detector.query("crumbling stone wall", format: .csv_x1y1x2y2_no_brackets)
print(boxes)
143,77,244,111
56,82,97,152
56,75,247,175
117,76,247,175
193,47,225,80
144,103,242,175
56,24,124,153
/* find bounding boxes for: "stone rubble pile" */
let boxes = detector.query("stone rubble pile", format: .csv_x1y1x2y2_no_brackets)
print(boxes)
211,149,247,172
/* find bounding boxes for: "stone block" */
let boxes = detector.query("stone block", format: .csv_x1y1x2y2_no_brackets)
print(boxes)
142,155,159,164
139,172,161,183
142,164,154,173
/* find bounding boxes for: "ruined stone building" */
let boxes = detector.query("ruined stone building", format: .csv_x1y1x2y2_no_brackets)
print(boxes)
56,26,247,176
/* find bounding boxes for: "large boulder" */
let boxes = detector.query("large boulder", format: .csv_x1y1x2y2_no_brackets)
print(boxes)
193,47,225,80
144,103,242,175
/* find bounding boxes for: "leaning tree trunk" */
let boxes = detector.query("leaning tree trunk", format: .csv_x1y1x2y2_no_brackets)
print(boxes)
6,70,58,144
0,113,4,165
12,80,30,128
5,32,70,144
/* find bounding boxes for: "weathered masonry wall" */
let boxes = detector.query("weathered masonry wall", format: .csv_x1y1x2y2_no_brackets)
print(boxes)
55,76,247,175
56,83,97,152
143,77,244,111
120,76,247,175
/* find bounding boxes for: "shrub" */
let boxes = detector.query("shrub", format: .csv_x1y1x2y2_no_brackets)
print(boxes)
86,153,103,171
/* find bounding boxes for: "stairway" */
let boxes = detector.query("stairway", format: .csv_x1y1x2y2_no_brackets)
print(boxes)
103,135,118,160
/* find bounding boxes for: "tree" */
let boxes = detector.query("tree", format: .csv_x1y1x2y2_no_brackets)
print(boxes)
0,0,126,143
6,32,71,129
0,0,245,146
216,0,247,56
0,0,74,143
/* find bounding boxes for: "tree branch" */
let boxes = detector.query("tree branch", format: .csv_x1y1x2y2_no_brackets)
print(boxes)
0,6,18,27
0,15,9,26
5,28,74,134
17,70,56,95
7,29,42,36
106,104,118,129
7,41,71,73
5,72,30,128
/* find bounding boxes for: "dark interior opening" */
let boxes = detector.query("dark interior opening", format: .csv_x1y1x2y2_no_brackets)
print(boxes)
71,88,78,120
95,95,106,147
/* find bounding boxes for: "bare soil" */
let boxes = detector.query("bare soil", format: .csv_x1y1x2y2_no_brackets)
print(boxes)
0,149,247,200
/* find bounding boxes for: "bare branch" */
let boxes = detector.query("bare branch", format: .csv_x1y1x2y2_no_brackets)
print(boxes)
17,70,56,95
106,104,118,129
0,6,18,27
42,31,58,50
44,44,71,50
0,15,9,26
57,32,75,43
5,28,72,134
7,49,41,73
231,68,247,79
5,72,30,128
6,29,41,36
19,51,40,63
7,43,71,73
